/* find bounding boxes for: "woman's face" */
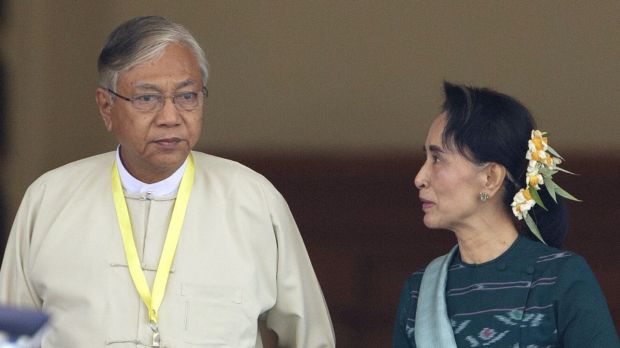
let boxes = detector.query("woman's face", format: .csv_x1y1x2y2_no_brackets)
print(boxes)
414,113,487,232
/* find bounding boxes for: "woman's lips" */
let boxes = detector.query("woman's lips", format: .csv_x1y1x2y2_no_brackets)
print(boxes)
420,198,435,211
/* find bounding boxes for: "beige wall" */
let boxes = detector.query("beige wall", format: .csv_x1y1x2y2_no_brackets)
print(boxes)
2,1,620,219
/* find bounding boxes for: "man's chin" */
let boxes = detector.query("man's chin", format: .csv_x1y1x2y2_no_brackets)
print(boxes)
149,150,190,169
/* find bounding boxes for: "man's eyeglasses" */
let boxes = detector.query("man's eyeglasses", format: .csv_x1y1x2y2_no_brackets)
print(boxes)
107,87,208,112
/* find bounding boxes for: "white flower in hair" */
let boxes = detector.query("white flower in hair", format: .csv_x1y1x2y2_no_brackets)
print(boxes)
511,188,536,220
528,130,548,152
511,129,580,244
526,168,544,190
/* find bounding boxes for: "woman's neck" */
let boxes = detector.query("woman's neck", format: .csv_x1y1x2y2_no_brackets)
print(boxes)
453,214,519,264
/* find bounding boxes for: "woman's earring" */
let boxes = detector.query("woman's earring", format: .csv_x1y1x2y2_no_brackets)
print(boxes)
479,192,489,202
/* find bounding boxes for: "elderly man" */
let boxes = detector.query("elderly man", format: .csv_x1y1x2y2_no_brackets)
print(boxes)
0,16,334,348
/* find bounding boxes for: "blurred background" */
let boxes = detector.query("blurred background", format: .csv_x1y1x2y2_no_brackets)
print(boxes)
1,1,618,346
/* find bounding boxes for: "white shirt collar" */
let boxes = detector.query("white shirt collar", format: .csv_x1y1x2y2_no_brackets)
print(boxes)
115,146,187,196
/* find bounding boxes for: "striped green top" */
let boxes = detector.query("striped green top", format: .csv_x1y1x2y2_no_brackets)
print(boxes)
393,235,619,347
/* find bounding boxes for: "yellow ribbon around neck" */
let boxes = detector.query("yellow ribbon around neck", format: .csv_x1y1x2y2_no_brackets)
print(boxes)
111,154,195,324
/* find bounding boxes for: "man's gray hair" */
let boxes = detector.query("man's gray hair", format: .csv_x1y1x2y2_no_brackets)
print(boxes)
98,16,208,90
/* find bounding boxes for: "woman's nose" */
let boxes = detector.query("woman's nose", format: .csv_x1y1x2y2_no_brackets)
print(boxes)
414,161,428,190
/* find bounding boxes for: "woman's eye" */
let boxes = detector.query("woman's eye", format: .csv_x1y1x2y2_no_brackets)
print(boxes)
432,154,441,163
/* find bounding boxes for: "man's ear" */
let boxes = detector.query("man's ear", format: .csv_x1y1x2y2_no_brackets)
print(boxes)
482,163,507,198
95,88,114,131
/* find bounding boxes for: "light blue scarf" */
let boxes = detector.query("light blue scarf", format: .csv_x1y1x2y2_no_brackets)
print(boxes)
414,246,459,348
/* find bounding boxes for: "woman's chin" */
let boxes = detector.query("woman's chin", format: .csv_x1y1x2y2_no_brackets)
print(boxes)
422,215,437,229
422,214,447,230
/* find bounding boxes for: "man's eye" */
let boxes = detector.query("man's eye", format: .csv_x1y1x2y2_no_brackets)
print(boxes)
178,92,198,101
135,95,159,103
432,154,441,163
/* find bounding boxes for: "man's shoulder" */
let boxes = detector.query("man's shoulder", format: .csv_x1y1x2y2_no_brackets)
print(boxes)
191,151,285,203
33,152,115,187
192,151,271,185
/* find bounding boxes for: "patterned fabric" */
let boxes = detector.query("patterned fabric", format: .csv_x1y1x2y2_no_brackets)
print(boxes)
393,235,620,347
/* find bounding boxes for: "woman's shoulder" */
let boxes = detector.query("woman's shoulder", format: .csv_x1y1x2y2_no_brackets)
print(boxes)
525,240,620,346
403,268,426,293
521,236,586,265
519,236,595,281
402,248,459,292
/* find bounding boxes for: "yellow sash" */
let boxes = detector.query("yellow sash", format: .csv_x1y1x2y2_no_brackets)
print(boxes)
111,154,195,340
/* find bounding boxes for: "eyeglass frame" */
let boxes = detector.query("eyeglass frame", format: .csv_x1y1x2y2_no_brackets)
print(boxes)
106,86,208,112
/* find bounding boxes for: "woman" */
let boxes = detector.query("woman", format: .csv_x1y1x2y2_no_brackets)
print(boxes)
393,82,619,347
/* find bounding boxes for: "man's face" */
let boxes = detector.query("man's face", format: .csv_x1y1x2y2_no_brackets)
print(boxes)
96,43,204,183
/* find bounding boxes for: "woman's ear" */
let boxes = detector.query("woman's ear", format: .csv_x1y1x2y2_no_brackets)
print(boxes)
482,163,507,198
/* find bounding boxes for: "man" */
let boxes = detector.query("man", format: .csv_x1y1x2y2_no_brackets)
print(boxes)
0,16,335,348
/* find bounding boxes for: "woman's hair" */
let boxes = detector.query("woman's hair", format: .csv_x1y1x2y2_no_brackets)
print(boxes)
441,81,568,248
98,16,209,90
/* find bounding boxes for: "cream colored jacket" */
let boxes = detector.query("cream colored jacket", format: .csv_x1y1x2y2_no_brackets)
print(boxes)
0,151,335,348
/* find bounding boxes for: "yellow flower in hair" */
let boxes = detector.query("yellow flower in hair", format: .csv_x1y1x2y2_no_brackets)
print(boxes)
544,156,554,167
512,129,580,244
511,188,536,220
529,130,548,152
527,148,548,163
526,169,544,189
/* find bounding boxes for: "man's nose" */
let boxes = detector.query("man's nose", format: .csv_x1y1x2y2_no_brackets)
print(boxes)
155,97,182,125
